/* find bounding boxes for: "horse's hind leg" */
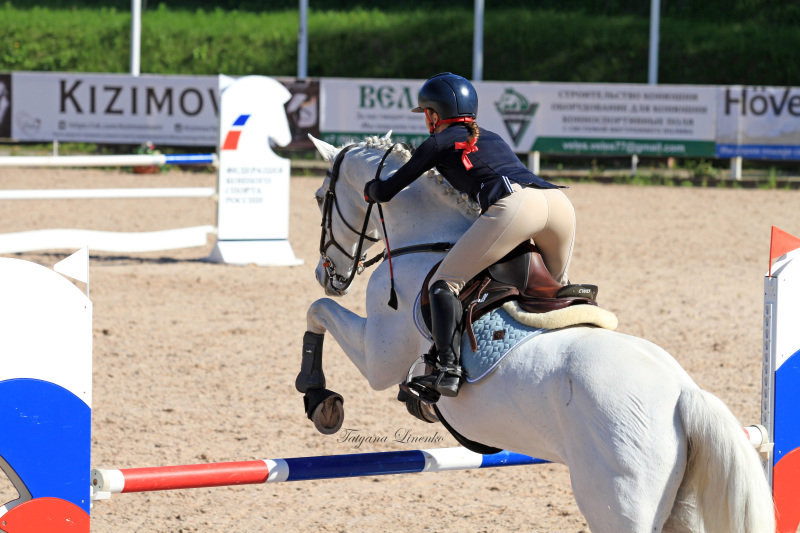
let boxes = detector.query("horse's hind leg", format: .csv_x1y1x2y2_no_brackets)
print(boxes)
567,433,686,533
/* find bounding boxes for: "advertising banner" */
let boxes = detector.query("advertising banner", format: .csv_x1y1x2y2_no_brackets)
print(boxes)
516,83,717,157
716,86,800,160
11,72,219,146
321,78,717,157
5,71,799,162
320,77,428,147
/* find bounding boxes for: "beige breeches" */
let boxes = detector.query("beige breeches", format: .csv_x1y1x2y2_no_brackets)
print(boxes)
432,185,576,294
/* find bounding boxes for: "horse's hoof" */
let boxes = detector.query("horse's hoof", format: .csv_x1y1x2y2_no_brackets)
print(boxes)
303,388,344,435
312,395,344,435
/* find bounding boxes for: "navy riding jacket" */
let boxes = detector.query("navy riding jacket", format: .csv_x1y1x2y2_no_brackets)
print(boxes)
369,125,561,212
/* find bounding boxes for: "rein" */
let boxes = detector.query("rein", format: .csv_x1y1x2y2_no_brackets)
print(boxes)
362,242,453,269
319,143,454,306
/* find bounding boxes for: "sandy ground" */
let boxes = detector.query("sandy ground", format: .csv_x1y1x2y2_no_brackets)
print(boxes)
0,166,798,532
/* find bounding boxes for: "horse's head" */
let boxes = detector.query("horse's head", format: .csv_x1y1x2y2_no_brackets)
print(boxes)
308,133,481,297
308,134,391,296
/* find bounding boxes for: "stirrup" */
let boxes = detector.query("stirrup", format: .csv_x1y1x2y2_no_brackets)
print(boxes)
410,364,462,399
401,380,441,405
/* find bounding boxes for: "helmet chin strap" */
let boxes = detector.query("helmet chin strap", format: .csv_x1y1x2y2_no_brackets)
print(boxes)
422,113,478,169
424,109,436,134
425,110,475,134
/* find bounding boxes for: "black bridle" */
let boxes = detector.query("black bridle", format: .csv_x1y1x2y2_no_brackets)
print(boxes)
318,143,454,303
318,144,382,295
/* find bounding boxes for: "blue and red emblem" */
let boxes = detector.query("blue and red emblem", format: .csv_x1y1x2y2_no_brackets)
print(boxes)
221,114,251,151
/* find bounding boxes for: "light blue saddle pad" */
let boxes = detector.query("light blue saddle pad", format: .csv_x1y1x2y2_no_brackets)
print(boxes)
460,306,547,383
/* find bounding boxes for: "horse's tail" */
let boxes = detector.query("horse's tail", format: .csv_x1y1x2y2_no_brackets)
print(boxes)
667,386,775,533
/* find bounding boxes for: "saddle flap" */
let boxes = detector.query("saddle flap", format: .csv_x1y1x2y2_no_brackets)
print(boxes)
419,242,598,338
486,244,531,288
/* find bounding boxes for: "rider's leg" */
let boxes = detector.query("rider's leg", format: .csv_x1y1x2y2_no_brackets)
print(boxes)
434,184,558,293
411,280,463,396
531,188,576,285
413,185,551,398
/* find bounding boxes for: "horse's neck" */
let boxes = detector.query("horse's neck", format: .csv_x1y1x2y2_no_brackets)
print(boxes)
381,180,474,248
359,150,477,249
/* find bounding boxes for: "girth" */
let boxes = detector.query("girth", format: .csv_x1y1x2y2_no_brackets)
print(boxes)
419,242,598,350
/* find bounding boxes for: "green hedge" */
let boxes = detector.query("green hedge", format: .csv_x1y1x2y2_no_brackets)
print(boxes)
2,2,799,85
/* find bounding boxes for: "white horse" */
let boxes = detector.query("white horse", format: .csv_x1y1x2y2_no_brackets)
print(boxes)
297,134,774,533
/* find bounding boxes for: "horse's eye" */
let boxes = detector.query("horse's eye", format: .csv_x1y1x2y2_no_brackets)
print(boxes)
315,195,323,207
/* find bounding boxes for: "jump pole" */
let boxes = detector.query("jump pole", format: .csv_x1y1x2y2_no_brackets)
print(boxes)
0,153,216,168
91,448,546,498
0,153,218,254
90,426,771,499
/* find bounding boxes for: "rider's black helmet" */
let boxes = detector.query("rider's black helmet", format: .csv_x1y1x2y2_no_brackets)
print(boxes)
412,72,478,119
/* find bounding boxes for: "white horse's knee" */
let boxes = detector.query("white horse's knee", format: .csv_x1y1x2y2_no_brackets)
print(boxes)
306,298,334,334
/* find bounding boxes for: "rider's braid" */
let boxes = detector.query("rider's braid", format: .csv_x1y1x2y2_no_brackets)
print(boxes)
466,120,480,144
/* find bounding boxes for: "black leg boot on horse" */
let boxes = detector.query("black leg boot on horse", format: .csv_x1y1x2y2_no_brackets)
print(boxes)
411,280,464,398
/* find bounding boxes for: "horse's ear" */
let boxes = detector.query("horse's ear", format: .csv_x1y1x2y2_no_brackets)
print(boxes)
382,130,392,141
308,134,339,162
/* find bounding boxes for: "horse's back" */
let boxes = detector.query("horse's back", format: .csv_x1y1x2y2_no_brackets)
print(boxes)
442,325,693,460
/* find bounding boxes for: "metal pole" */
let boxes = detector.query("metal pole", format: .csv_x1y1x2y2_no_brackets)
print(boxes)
130,0,141,76
648,0,660,85
298,0,308,79
472,0,484,81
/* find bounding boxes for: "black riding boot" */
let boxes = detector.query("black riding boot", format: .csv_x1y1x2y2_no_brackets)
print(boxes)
411,280,463,397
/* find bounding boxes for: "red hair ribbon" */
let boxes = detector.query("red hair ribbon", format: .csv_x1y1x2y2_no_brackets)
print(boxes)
454,139,478,170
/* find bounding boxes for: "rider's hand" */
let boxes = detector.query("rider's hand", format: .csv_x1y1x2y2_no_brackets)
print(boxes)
364,179,380,203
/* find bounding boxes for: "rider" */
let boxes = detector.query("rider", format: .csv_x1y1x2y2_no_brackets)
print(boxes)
364,72,576,399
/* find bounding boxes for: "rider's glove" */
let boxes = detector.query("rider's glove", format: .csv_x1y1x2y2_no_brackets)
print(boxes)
363,179,380,203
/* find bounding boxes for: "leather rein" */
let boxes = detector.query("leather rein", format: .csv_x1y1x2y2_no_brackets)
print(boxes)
318,143,452,299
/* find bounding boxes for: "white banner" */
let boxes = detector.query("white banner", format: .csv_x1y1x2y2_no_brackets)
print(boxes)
11,72,218,145
321,78,718,157
7,71,800,161
716,86,800,159
506,82,717,156
321,77,427,147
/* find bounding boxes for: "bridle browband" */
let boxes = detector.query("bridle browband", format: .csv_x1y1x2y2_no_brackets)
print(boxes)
318,143,454,300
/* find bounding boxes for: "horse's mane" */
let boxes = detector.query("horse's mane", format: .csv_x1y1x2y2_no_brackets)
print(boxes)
357,136,482,217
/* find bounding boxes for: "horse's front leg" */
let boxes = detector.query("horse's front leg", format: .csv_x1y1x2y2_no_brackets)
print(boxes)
295,297,367,435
